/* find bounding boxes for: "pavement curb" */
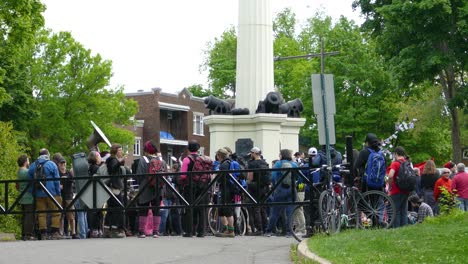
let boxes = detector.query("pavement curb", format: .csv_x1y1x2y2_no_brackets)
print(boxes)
0,233,16,242
297,239,331,264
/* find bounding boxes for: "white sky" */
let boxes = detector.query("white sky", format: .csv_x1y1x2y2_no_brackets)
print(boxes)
41,0,362,94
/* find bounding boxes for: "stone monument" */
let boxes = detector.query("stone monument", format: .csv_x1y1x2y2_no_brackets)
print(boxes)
204,0,305,163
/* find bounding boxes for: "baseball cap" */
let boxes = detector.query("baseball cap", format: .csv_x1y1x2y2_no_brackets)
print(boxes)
308,147,317,156
250,147,261,154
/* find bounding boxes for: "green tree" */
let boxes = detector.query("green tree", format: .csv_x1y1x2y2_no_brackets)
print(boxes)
0,0,45,131
353,0,468,162
0,121,25,235
201,27,237,98
186,84,213,98
28,30,138,156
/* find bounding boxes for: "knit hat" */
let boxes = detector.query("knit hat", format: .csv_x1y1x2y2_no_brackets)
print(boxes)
144,140,157,154
444,161,455,169
365,133,379,144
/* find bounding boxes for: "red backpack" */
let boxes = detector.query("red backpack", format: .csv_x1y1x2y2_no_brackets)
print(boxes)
146,157,165,187
188,155,213,184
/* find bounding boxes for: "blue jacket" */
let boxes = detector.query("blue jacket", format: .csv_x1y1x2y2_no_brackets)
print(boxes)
28,156,61,198
272,160,298,186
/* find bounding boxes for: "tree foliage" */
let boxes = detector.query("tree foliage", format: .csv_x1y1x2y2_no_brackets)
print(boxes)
28,30,138,156
0,0,45,131
202,27,237,98
200,9,453,163
353,0,467,162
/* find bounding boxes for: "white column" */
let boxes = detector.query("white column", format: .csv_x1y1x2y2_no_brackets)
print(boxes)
235,0,274,114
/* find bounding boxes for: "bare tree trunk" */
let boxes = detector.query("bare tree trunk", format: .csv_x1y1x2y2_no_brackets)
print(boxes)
440,67,462,163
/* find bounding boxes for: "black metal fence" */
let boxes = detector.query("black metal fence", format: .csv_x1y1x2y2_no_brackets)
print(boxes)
1,166,319,217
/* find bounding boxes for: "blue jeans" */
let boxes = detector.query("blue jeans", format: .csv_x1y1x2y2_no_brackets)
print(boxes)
458,198,468,211
391,193,408,228
266,187,294,234
75,199,88,239
159,199,172,234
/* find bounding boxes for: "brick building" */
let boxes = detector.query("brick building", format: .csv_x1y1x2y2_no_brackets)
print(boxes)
125,87,210,166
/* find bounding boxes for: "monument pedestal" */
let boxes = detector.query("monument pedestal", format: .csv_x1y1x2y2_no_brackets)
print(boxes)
204,114,305,164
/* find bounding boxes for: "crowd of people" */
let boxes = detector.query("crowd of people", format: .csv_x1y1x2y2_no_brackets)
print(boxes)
15,134,468,241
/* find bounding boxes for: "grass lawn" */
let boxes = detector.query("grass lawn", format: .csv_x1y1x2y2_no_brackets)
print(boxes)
307,212,468,264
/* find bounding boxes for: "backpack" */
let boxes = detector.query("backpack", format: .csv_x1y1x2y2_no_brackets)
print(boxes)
147,157,165,187
188,154,213,184
229,160,247,188
396,160,417,192
280,161,293,188
257,161,271,187
34,161,47,188
364,148,386,189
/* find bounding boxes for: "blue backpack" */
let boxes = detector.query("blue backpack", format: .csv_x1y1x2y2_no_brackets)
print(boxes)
364,148,386,189
229,160,247,188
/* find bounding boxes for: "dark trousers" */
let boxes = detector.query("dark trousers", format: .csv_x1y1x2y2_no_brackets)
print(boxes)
182,185,208,235
104,193,124,229
87,211,103,230
391,193,408,228
21,204,35,238
248,185,268,232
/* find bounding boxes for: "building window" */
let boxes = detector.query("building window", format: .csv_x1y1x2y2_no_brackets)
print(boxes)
199,147,205,156
193,113,204,136
133,138,141,156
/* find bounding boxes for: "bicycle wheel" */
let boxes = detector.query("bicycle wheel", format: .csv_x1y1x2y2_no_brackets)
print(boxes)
208,207,221,235
356,190,395,229
235,208,247,236
318,190,342,234
289,205,307,242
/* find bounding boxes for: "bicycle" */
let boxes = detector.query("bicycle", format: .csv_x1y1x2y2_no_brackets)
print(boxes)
289,168,325,242
318,165,343,235
207,186,247,236
340,185,395,229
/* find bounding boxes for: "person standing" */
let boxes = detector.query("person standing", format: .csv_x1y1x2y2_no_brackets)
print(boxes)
16,154,35,240
387,146,410,228
101,144,126,238
452,163,468,211
246,147,270,235
264,149,297,237
420,160,439,212
354,133,385,192
87,150,104,238
135,140,166,238
180,140,210,238
215,148,236,238
28,148,62,239
56,156,78,239
434,167,453,214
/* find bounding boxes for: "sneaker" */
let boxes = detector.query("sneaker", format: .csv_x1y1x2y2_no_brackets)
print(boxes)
126,230,134,237
249,230,263,236
90,230,99,238
50,232,63,240
111,230,126,238
182,233,193,238
152,233,159,238
196,233,205,238
263,232,272,237
138,232,146,238
71,234,80,239
103,227,111,238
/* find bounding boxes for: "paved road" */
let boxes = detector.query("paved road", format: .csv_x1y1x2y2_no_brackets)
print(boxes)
0,236,296,264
